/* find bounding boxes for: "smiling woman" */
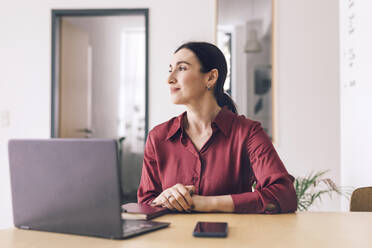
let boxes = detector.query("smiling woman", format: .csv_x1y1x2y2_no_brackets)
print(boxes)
168,42,237,114
137,41,297,214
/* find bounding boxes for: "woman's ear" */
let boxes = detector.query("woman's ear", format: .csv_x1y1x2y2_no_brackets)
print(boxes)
207,69,219,87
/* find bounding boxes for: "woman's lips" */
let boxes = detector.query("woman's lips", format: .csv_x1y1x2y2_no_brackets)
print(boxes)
170,87,180,93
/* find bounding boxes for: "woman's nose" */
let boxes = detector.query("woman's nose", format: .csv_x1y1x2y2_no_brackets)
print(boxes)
167,71,176,85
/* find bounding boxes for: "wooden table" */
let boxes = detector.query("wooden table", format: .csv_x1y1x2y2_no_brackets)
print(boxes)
1,212,371,248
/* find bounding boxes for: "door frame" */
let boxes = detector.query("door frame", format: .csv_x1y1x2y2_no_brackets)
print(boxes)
51,8,149,139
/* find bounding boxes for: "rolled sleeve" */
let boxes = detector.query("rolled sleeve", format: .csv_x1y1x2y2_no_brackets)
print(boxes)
231,173,297,213
231,191,261,213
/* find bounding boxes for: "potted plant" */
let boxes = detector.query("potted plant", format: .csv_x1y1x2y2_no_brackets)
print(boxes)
294,170,353,211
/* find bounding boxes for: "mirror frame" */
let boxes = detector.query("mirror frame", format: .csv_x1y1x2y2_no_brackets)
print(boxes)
272,0,276,144
50,8,149,139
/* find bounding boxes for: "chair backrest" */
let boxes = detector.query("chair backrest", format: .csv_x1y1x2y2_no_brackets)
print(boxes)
350,187,372,212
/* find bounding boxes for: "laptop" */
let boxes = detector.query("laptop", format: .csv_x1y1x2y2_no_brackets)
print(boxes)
8,139,170,239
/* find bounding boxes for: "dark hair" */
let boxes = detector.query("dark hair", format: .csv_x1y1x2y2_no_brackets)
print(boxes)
175,41,238,114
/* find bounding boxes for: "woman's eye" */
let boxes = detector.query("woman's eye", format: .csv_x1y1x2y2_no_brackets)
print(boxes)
178,66,186,71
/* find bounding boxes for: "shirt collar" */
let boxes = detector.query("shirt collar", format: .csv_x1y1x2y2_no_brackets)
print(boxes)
166,106,234,140
212,106,234,137
166,111,186,140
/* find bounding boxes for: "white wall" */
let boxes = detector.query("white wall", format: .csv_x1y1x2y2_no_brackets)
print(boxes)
274,0,341,211
0,0,216,229
340,0,372,210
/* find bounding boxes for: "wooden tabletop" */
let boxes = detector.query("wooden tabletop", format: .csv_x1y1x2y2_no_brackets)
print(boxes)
1,212,371,248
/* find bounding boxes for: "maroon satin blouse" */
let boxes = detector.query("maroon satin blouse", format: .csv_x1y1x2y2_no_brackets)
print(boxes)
137,106,297,213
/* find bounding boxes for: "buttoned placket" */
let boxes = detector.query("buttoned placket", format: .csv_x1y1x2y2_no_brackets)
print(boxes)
180,125,219,195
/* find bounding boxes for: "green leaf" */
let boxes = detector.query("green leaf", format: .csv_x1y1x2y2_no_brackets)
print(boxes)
294,170,353,211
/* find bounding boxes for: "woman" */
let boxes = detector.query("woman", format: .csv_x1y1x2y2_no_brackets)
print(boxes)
137,42,297,213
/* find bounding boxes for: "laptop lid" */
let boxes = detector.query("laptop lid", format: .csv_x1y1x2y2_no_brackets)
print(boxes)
8,139,124,239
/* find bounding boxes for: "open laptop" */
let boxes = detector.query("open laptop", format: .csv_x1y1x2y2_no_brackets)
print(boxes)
8,139,170,239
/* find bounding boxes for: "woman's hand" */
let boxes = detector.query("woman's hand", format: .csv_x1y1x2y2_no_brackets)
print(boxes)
151,184,195,212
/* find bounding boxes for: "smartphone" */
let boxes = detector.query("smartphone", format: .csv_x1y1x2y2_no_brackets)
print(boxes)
192,221,228,238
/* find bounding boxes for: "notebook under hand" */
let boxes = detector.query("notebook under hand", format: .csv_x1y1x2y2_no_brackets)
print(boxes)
122,203,170,220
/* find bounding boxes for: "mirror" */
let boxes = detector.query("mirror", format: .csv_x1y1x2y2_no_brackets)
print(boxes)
51,9,149,202
217,0,273,140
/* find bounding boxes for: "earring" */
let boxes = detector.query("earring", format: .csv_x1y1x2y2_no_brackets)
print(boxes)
207,85,212,91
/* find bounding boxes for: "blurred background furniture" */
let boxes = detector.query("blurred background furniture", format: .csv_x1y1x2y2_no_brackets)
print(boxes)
350,186,372,212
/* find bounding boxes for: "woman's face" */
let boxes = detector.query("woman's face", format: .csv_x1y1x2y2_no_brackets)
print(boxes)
168,48,210,105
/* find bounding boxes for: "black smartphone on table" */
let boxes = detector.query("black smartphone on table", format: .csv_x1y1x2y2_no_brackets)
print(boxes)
192,221,228,238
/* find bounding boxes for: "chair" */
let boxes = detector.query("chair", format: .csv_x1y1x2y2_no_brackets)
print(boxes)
350,187,372,212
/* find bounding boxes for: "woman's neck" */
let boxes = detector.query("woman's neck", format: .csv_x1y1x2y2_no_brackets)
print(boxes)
184,100,221,134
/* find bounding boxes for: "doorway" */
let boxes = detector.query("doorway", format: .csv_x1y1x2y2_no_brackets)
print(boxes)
51,9,149,203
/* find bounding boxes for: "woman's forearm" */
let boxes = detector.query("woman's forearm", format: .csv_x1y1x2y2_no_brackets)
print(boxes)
192,194,276,213
192,195,234,212
209,195,235,212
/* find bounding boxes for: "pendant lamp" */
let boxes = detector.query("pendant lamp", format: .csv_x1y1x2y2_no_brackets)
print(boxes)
244,0,262,53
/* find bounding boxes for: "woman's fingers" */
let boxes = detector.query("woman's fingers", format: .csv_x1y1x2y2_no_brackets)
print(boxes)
151,195,161,206
176,184,193,207
169,188,190,211
154,184,196,212
161,193,175,210
152,192,174,210
167,193,185,211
